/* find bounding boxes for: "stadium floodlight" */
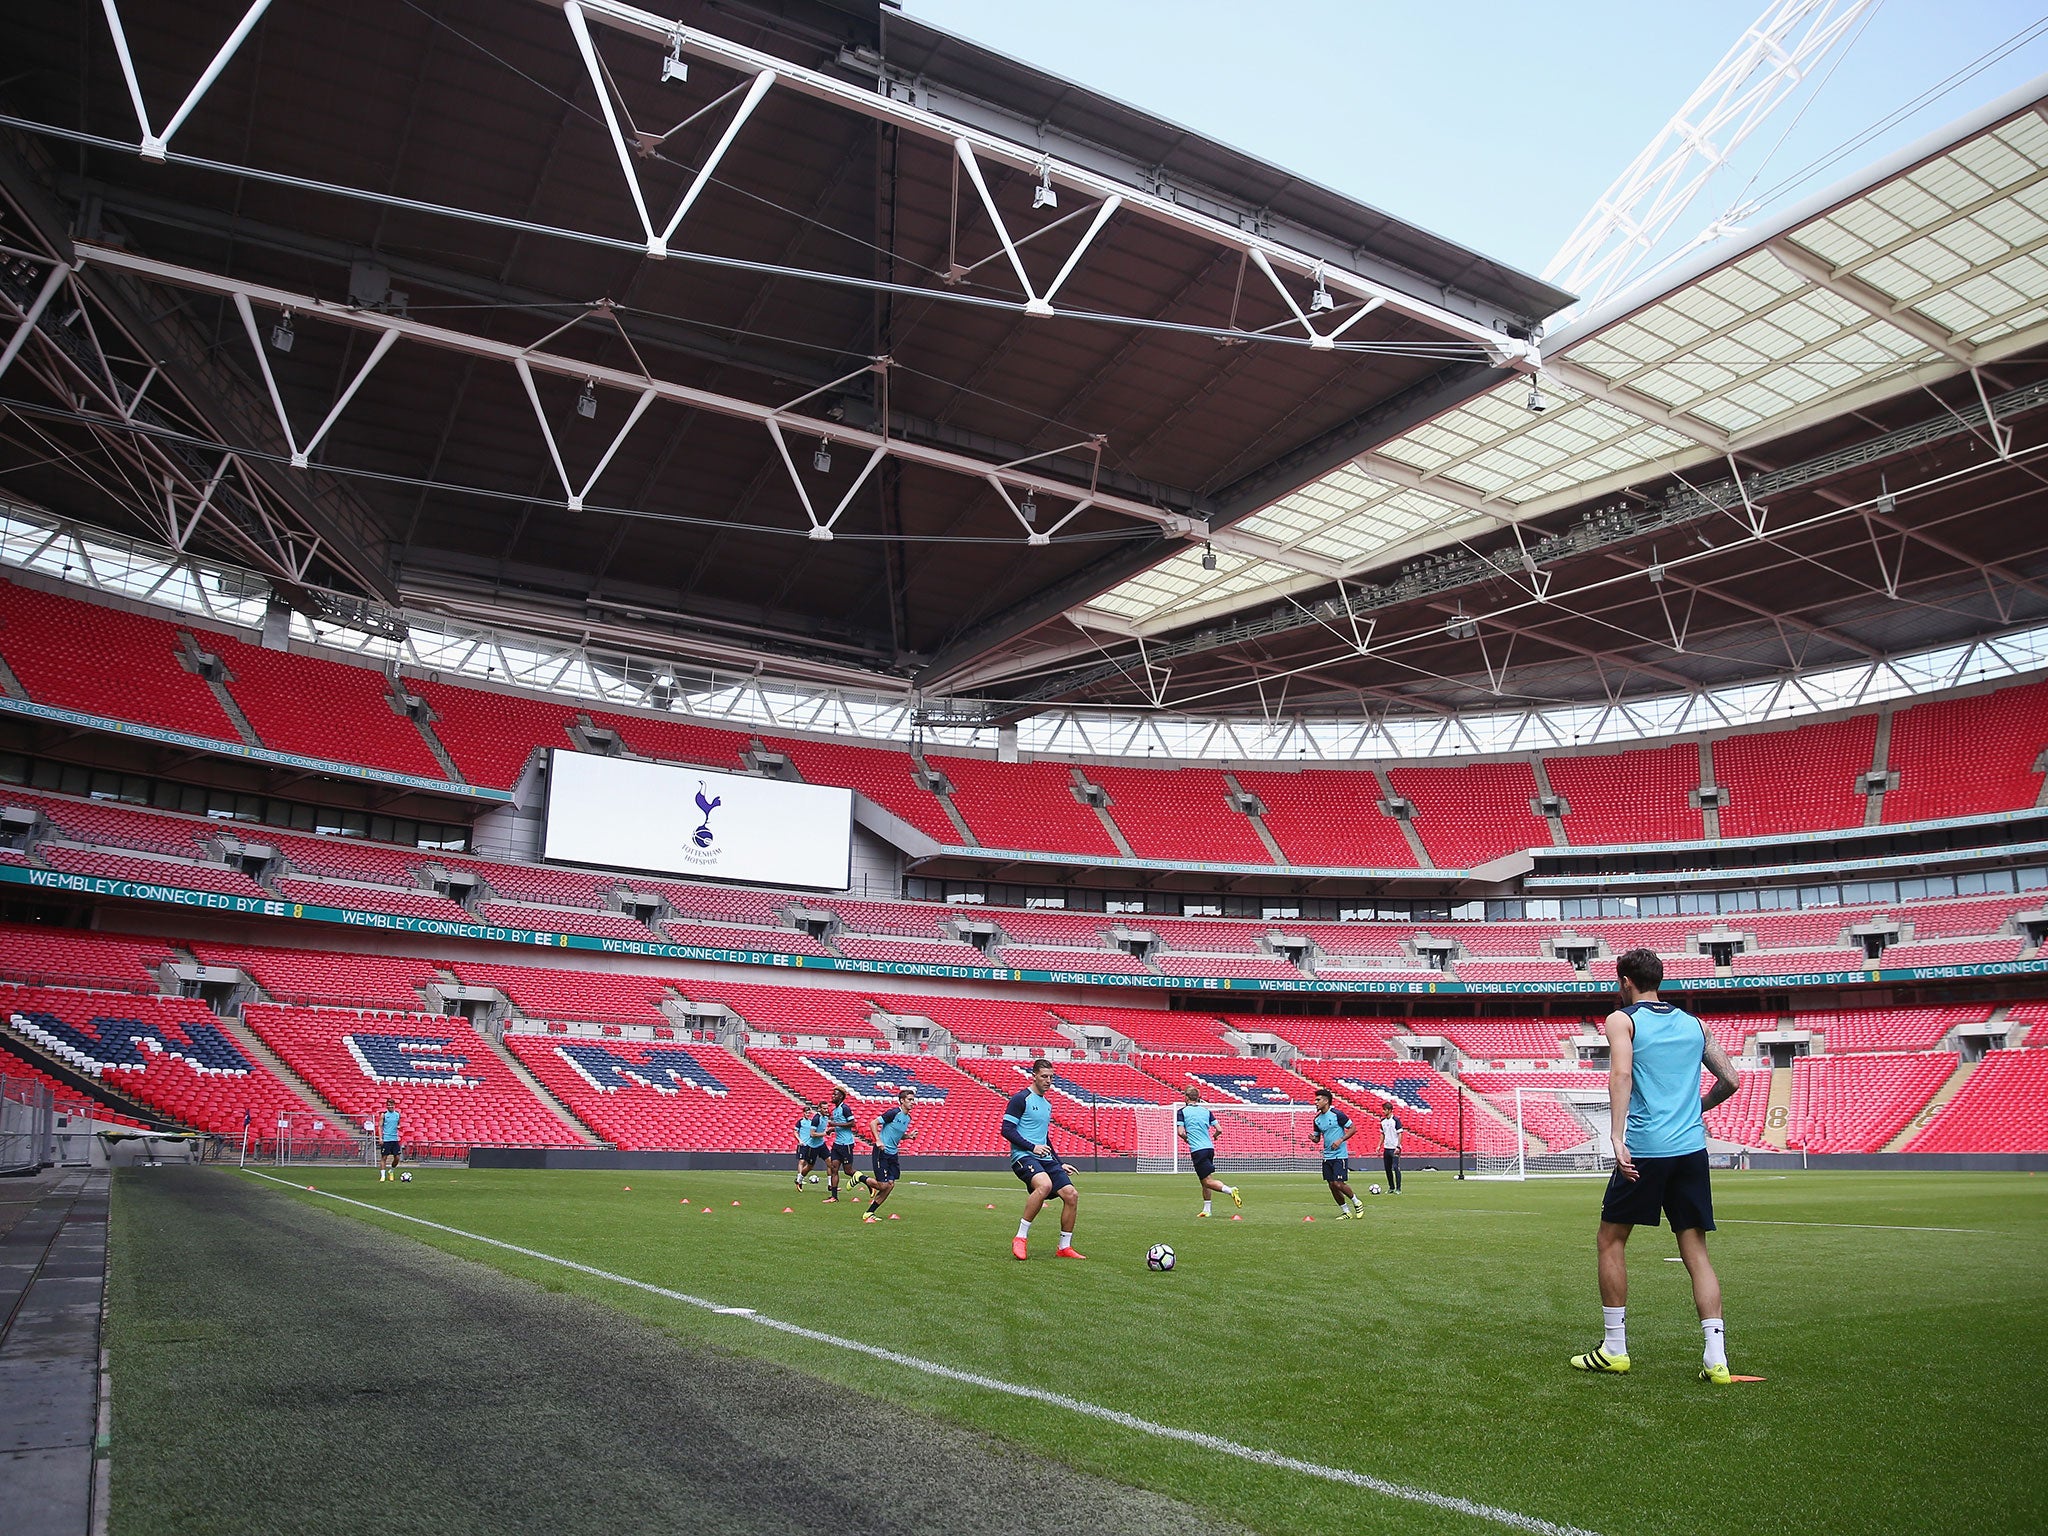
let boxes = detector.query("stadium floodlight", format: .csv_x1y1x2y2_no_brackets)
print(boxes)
813,439,832,473
1525,376,1547,413
661,30,688,84
269,308,294,353
1019,492,1037,524
1647,562,1666,584
576,379,597,419
1309,265,1335,314
1032,159,1057,210
1201,542,1217,571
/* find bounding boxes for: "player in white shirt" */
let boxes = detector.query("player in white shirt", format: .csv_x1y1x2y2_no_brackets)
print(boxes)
1379,1108,1404,1193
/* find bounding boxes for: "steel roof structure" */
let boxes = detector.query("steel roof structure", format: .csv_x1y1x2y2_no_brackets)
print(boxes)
1,0,2045,737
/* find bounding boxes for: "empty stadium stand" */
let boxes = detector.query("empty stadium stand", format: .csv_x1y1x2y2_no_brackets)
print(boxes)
1231,768,1417,868
1387,761,1548,867
211,635,446,779
408,679,578,789
1549,743,1704,845
869,994,1072,1050
745,1048,1011,1154
1885,681,2048,823
933,756,1119,857
1795,1006,1989,1052
762,736,958,844
505,1034,794,1151
1052,1004,1233,1054
1715,715,1876,838
190,941,438,1011
1787,1053,1956,1153
1085,766,1272,864
1906,1049,2048,1152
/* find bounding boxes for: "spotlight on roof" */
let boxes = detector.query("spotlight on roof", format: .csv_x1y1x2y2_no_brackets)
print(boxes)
1525,377,1547,413
270,309,295,353
1200,543,1217,571
813,440,832,473
1032,159,1057,211
576,379,597,419
1445,611,1478,640
1019,492,1037,524
1309,265,1335,314
1646,562,1665,584
661,30,688,83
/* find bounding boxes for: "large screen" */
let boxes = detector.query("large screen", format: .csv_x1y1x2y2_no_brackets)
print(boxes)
541,751,852,890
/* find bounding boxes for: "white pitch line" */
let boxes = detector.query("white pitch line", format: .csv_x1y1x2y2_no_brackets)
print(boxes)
241,1171,1596,1536
1720,1218,1990,1235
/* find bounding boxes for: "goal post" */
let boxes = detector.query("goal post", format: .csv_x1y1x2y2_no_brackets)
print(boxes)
1132,1103,1320,1174
1461,1086,1611,1179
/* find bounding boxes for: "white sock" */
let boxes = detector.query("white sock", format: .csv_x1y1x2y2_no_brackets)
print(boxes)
1057,1231,1074,1251
1702,1318,1726,1368
1016,1219,1032,1241
1202,1200,1212,1215
1603,1306,1627,1356
1351,1197,1364,1211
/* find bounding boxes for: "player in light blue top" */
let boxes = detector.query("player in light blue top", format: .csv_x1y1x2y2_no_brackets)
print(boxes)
1002,1059,1083,1260
794,1103,828,1189
1175,1086,1241,1216
823,1088,857,1203
1310,1089,1364,1217
859,1088,916,1222
376,1098,401,1182
1571,949,1741,1384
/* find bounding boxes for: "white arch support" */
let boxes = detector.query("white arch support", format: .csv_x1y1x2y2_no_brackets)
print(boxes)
100,0,274,163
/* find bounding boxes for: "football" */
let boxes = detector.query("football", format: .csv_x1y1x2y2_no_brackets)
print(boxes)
806,1173,819,1185
399,1172,412,1183
1368,1183,1381,1195
1146,1243,1175,1271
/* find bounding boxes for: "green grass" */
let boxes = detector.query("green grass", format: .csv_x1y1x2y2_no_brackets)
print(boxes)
233,1166,2046,1535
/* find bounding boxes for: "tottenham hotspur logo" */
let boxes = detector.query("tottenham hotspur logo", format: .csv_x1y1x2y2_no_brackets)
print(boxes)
691,780,723,849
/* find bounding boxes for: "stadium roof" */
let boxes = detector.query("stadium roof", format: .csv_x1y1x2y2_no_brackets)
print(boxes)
1034,77,2048,660
0,0,1561,693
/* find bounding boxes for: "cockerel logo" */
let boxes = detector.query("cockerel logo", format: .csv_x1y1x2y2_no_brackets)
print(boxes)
691,780,723,849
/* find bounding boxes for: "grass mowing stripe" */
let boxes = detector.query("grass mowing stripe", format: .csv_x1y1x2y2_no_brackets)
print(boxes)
240,1170,1598,1536
1717,1218,1990,1234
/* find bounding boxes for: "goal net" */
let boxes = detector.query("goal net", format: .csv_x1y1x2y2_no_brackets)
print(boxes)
1462,1086,1610,1180
1132,1103,1320,1173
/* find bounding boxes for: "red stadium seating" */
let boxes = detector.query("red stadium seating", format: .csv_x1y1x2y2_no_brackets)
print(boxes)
455,860,617,909
1289,1059,1500,1156
1454,958,1582,983
1903,896,2044,939
662,922,832,957
505,1033,796,1151
1084,766,1272,864
581,709,748,771
869,994,1072,1049
996,947,1152,975
444,961,678,1026
1417,1017,1575,1061
836,936,993,967
276,879,474,924
1240,1014,1406,1058
954,1056,1144,1152
408,679,578,789
0,922,174,991
1703,1067,1773,1147
244,1003,581,1149
0,578,241,741
1153,953,1303,980
932,756,1119,857
212,636,446,779
639,880,789,925
1879,936,2025,968
1233,768,1417,868
1051,1004,1233,1054
1731,947,1865,975
825,900,949,938
1787,1053,1954,1152
4,986,315,1136
1139,918,1271,954
0,788,207,857
983,908,1118,946
761,736,960,844
675,979,880,1039
269,833,428,886
1795,1006,1987,1052
1885,681,2048,823
478,904,656,942
1715,715,1875,837
1548,744,1704,846
1386,761,1547,868
190,941,440,1011
1905,1049,2048,1152
39,846,271,899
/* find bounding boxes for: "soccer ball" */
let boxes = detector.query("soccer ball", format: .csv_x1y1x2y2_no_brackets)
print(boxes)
1146,1243,1175,1272
1367,1183,1381,1195
399,1172,412,1183
806,1173,820,1185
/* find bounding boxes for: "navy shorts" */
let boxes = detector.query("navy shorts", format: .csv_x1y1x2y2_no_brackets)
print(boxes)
1190,1148,1216,1179
829,1143,856,1164
1601,1148,1716,1232
1321,1157,1349,1183
798,1144,822,1164
1012,1152,1072,1193
380,1140,400,1159
871,1150,901,1183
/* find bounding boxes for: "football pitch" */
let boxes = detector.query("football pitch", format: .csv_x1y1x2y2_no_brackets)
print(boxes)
114,1165,2047,1535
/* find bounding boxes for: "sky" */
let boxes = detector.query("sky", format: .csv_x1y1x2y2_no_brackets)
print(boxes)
899,0,2048,302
